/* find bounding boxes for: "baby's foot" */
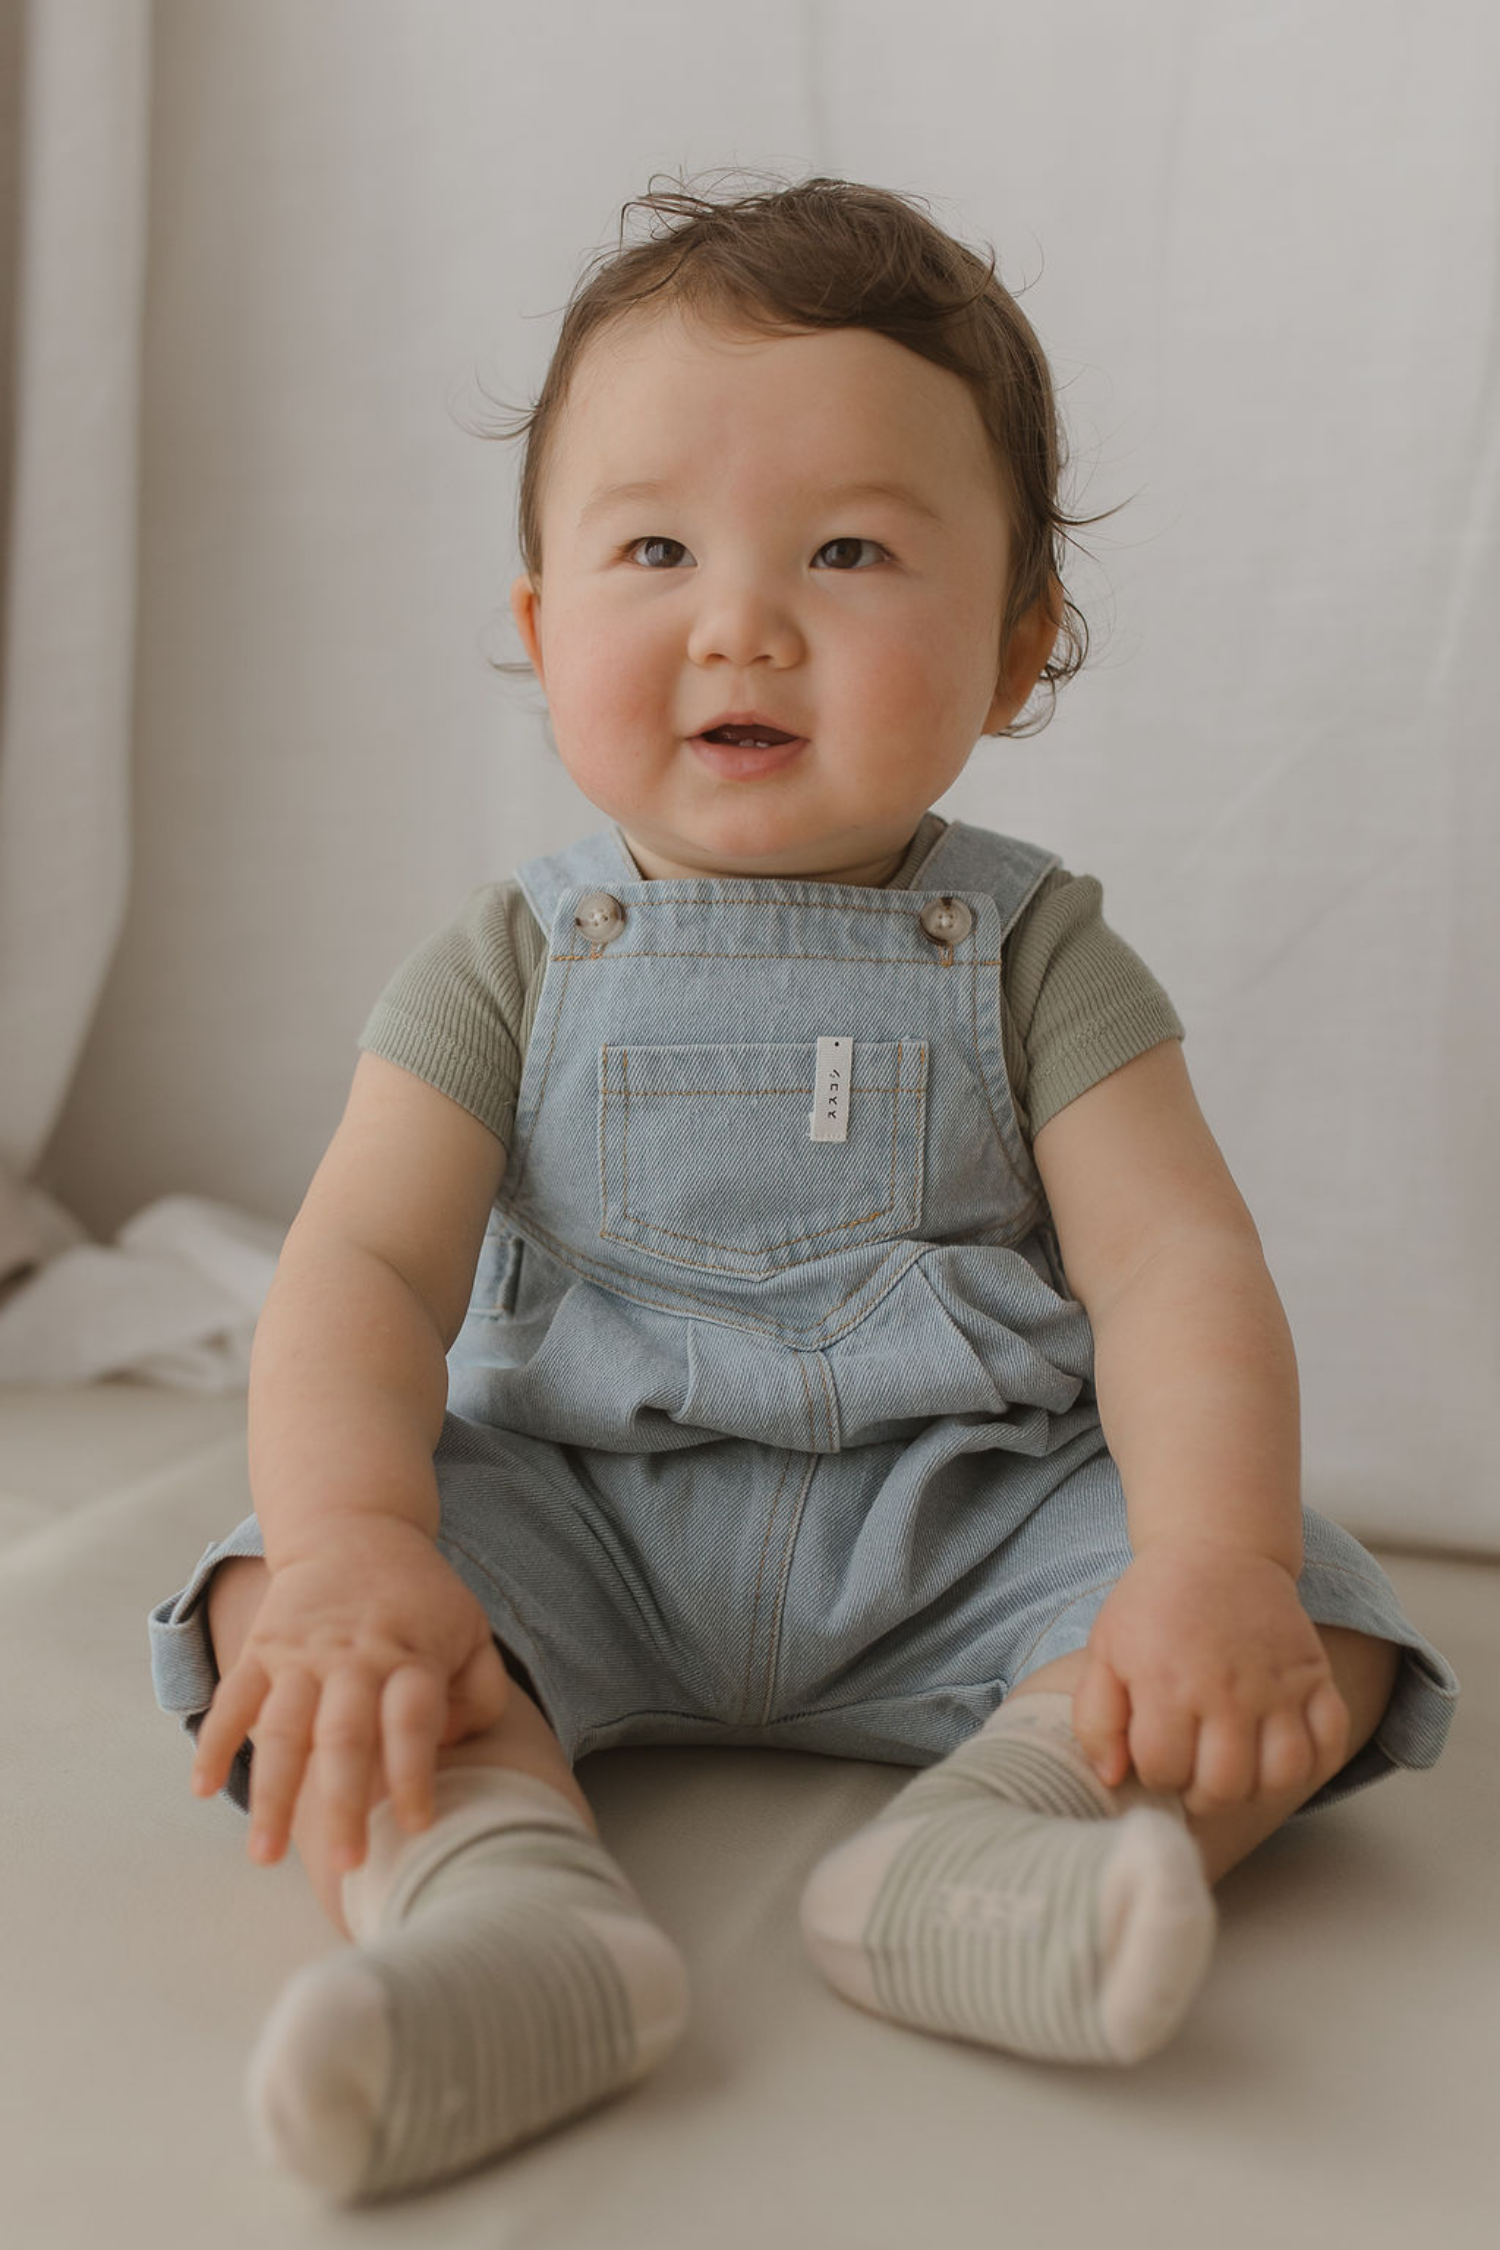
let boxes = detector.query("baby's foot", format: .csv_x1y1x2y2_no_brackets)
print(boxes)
245,1768,689,2201
799,1691,1216,2065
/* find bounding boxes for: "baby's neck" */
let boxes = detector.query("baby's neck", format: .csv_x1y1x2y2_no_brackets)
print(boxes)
620,829,927,889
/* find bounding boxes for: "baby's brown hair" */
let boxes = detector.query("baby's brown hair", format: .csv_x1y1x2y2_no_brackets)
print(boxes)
482,168,1096,736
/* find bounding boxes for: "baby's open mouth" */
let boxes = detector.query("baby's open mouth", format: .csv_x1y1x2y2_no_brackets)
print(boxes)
689,725,808,781
699,725,798,747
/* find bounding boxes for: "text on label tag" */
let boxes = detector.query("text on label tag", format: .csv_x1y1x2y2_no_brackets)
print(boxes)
809,1037,852,1141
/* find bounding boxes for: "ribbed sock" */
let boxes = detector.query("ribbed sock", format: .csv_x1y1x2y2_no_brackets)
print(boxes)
243,1767,690,2202
799,1690,1217,2065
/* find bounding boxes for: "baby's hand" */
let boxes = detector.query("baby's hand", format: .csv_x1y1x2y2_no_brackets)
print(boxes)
190,1516,510,1872
1069,1540,1350,1821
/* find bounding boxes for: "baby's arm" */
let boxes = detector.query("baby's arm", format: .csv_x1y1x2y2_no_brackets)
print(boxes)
1031,1038,1349,1813
191,1052,512,1867
244,1052,506,1566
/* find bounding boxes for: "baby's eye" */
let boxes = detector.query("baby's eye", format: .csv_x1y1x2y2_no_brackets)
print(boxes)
626,535,688,568
813,537,888,570
623,534,889,570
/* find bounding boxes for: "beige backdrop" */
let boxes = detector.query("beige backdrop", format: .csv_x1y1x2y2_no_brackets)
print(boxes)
19,0,1500,1547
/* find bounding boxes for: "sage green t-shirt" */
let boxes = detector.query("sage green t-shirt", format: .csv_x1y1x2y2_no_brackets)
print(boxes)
357,812,1185,1157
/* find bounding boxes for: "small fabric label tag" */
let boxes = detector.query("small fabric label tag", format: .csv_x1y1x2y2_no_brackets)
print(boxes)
809,1037,852,1141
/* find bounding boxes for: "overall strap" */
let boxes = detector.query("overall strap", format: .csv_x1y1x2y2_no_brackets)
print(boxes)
514,824,642,932
513,816,1061,944
908,819,1061,942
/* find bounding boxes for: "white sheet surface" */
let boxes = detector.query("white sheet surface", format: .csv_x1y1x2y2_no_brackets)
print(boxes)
1,1382,1495,2245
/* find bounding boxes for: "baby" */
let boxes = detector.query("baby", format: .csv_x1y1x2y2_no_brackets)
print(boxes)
149,173,1459,2204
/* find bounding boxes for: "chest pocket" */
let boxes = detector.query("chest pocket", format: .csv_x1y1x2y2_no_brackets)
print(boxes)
599,1040,927,1277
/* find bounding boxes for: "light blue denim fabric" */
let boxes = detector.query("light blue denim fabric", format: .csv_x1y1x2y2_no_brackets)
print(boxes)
149,818,1459,1816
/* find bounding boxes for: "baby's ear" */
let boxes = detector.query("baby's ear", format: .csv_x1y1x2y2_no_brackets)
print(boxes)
510,576,544,680
986,582,1061,732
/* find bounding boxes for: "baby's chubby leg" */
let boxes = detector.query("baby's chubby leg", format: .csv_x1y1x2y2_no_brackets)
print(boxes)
801,1688,1213,2065
799,1624,1398,2066
201,1557,689,2203
1012,1621,1401,1887
204,1555,595,1930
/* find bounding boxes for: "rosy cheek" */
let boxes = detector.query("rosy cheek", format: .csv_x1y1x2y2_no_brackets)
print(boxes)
545,669,665,797
862,659,941,739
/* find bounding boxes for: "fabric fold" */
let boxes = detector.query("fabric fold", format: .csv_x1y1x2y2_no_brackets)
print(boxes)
0,1192,283,1389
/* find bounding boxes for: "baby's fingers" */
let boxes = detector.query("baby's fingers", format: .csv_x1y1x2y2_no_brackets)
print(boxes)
1070,1656,1132,1787
1256,1702,1319,1797
309,1667,384,1873
379,1663,447,1836
1307,1677,1352,1778
191,1653,271,1799
1181,1709,1259,1817
1242,1682,1351,1806
245,1666,321,1863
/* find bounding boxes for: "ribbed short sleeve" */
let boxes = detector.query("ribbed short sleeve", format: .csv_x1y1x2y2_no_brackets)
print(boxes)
1000,867,1185,1142
356,881,548,1153
355,846,1180,1161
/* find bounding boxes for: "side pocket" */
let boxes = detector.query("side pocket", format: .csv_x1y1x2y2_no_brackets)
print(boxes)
495,1232,523,1316
472,1213,524,1319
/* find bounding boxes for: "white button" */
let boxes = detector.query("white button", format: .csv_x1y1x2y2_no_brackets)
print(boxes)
574,891,626,945
918,896,973,946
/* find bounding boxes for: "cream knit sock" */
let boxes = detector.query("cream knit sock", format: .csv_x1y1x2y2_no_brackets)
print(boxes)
799,1691,1217,2065
244,1767,690,2202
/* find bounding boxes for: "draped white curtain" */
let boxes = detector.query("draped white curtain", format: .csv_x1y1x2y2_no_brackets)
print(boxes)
0,0,279,1386
0,0,147,1260
0,0,1495,1543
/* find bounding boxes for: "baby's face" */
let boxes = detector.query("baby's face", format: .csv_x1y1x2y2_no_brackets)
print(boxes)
511,303,1051,883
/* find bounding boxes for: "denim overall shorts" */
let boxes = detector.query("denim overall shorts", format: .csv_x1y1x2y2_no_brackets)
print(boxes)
149,818,1459,1817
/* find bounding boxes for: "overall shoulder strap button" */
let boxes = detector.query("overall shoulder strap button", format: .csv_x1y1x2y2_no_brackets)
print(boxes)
574,890,627,945
919,895,973,946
